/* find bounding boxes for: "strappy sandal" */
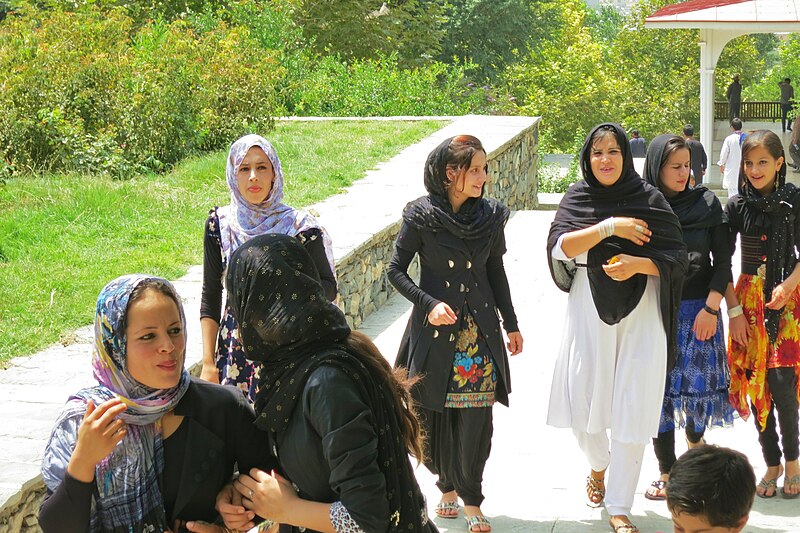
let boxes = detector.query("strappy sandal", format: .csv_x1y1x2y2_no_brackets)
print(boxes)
586,475,606,508
644,479,667,501
781,475,800,499
757,477,779,498
464,514,491,532
609,523,639,533
434,500,460,518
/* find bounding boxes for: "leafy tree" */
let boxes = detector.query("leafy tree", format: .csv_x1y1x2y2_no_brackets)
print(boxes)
716,34,772,101
437,0,549,81
584,3,625,49
607,0,700,139
745,34,800,101
502,0,611,149
295,0,444,67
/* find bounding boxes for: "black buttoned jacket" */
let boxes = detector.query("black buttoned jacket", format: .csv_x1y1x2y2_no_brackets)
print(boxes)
388,219,519,412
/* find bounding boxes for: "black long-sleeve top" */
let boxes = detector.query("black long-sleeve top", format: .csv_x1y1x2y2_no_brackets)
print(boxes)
681,223,732,300
200,208,337,323
39,379,272,533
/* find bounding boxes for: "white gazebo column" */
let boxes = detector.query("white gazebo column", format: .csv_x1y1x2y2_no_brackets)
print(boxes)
698,33,716,184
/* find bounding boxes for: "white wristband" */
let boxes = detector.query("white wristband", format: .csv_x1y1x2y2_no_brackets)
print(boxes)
728,305,744,318
598,217,615,239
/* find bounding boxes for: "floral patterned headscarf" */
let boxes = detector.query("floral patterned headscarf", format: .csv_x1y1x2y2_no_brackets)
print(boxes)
217,134,335,273
42,275,190,532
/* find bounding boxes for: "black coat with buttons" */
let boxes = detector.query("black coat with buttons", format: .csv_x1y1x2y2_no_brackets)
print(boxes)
388,217,519,412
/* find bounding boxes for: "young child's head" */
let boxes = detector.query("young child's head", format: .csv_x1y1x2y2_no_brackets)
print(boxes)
666,446,755,533
740,129,786,195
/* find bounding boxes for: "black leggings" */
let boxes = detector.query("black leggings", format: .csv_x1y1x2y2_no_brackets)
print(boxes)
753,367,799,466
652,425,706,475
418,405,493,506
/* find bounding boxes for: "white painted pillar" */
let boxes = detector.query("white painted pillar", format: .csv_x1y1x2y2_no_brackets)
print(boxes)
698,33,715,184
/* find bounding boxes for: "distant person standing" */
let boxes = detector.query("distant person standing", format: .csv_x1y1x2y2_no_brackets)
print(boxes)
719,118,743,198
683,124,707,185
790,126,800,173
779,77,794,133
629,130,647,158
727,74,742,122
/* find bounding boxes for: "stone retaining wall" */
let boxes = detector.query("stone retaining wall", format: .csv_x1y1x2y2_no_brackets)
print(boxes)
487,123,539,211
0,477,45,533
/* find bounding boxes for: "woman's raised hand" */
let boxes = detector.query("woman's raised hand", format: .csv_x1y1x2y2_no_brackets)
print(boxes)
67,398,127,482
235,468,299,524
766,282,793,310
613,217,651,246
215,483,256,531
428,302,457,326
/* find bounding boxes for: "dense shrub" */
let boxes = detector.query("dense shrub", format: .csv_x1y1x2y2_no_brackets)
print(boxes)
0,6,280,176
289,54,516,117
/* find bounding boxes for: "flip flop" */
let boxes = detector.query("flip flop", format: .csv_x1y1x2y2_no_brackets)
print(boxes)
781,475,800,499
644,479,667,501
757,477,779,498
434,500,460,518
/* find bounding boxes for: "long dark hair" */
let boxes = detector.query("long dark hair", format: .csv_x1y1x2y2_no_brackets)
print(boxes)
739,130,786,196
343,331,424,462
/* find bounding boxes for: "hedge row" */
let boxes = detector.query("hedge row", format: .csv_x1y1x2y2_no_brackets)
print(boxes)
0,2,509,178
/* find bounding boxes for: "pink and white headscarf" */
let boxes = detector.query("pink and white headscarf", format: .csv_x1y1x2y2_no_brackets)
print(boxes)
217,134,335,273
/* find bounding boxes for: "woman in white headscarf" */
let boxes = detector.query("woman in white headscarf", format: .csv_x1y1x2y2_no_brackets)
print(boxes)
199,134,337,401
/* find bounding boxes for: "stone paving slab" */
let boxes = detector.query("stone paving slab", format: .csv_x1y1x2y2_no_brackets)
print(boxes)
361,210,792,533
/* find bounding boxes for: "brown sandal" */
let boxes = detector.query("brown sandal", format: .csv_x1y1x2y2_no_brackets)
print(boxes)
586,475,605,508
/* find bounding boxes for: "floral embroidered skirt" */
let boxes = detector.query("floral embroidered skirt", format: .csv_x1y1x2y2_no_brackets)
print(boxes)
728,273,800,430
659,299,734,433
444,311,496,408
215,304,260,402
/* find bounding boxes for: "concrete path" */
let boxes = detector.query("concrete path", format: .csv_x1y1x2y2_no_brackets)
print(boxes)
362,210,795,533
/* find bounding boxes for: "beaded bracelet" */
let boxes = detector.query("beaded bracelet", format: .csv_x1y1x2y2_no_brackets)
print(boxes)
703,304,720,316
728,305,744,318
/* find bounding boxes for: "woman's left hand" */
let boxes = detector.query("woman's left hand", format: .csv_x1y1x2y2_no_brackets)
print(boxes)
692,308,718,341
766,283,794,309
165,520,230,533
235,468,298,524
506,332,523,355
601,254,640,282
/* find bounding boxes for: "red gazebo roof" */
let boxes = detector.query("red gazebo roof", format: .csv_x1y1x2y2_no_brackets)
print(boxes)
646,0,800,27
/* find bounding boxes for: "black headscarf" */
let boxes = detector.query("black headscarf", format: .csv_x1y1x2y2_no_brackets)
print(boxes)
402,136,509,239
547,123,688,368
226,234,430,533
643,134,724,230
732,130,799,343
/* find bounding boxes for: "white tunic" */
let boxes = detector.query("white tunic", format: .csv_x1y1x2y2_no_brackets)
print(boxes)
718,132,742,198
546,239,667,444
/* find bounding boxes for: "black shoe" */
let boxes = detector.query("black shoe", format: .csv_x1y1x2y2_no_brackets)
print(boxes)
790,128,793,132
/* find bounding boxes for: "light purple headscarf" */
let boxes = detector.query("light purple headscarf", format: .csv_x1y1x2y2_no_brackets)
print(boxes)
217,134,335,273
42,275,190,532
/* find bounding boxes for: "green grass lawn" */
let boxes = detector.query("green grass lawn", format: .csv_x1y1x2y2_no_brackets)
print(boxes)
0,119,446,362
